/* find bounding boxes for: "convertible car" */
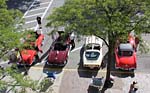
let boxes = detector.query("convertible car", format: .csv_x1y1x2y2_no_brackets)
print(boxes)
115,32,139,70
115,43,137,70
83,35,103,69
17,33,44,66
47,31,71,66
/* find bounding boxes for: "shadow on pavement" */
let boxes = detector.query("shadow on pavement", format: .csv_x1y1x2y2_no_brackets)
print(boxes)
40,47,50,61
6,0,34,13
111,70,135,78
87,86,99,93
43,62,63,75
16,65,32,76
77,47,99,78
100,52,108,69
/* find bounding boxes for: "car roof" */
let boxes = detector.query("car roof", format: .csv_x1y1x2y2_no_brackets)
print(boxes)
119,43,133,51
85,35,103,46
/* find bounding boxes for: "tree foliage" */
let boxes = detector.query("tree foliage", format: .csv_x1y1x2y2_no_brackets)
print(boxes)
0,66,39,93
47,0,150,85
0,0,24,59
0,0,43,92
47,0,150,44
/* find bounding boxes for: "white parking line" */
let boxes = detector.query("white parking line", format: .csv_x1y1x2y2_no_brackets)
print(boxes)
34,0,54,31
71,46,83,52
22,0,37,18
32,1,50,6
23,13,43,18
28,7,47,12
25,20,37,24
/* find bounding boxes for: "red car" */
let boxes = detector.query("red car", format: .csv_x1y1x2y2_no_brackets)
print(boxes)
115,43,137,70
47,31,71,66
18,33,44,66
18,50,37,65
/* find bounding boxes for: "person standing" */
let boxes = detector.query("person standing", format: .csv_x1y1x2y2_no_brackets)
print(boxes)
129,81,138,93
70,31,75,50
36,16,42,29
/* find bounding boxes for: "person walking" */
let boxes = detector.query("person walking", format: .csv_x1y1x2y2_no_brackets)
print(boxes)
70,31,75,50
129,81,138,93
36,16,42,29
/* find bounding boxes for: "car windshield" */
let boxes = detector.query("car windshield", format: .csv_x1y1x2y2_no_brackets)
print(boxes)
85,51,100,60
118,51,133,56
54,43,67,51
93,44,101,50
86,44,92,50
86,44,101,50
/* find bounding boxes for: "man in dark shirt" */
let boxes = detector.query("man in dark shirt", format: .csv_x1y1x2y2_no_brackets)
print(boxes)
36,16,42,29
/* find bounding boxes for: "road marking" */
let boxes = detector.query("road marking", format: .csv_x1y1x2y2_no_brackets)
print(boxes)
22,0,37,19
32,1,50,6
28,7,47,12
25,20,37,24
71,46,83,52
31,66,150,74
32,66,107,72
23,13,43,18
34,0,54,31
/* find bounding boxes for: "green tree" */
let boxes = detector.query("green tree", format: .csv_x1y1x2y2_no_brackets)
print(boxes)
47,0,150,88
0,0,42,92
0,0,23,60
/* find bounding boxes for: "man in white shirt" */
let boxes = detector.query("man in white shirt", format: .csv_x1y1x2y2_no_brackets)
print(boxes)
70,32,75,50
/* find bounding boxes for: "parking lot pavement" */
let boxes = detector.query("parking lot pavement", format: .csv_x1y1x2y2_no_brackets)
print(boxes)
105,73,150,93
59,69,106,93
21,0,54,30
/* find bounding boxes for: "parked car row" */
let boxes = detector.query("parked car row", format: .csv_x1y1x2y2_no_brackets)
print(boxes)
47,31,139,71
11,30,139,71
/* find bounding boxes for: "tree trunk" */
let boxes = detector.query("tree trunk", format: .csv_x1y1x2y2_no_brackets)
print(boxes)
104,34,114,88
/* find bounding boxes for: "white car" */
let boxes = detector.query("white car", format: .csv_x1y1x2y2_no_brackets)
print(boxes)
83,35,103,69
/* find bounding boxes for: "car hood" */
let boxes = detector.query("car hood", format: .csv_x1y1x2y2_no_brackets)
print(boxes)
48,51,67,63
21,50,36,62
118,56,135,65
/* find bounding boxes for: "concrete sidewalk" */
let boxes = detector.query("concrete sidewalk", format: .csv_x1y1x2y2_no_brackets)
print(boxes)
105,73,150,93
58,69,106,93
